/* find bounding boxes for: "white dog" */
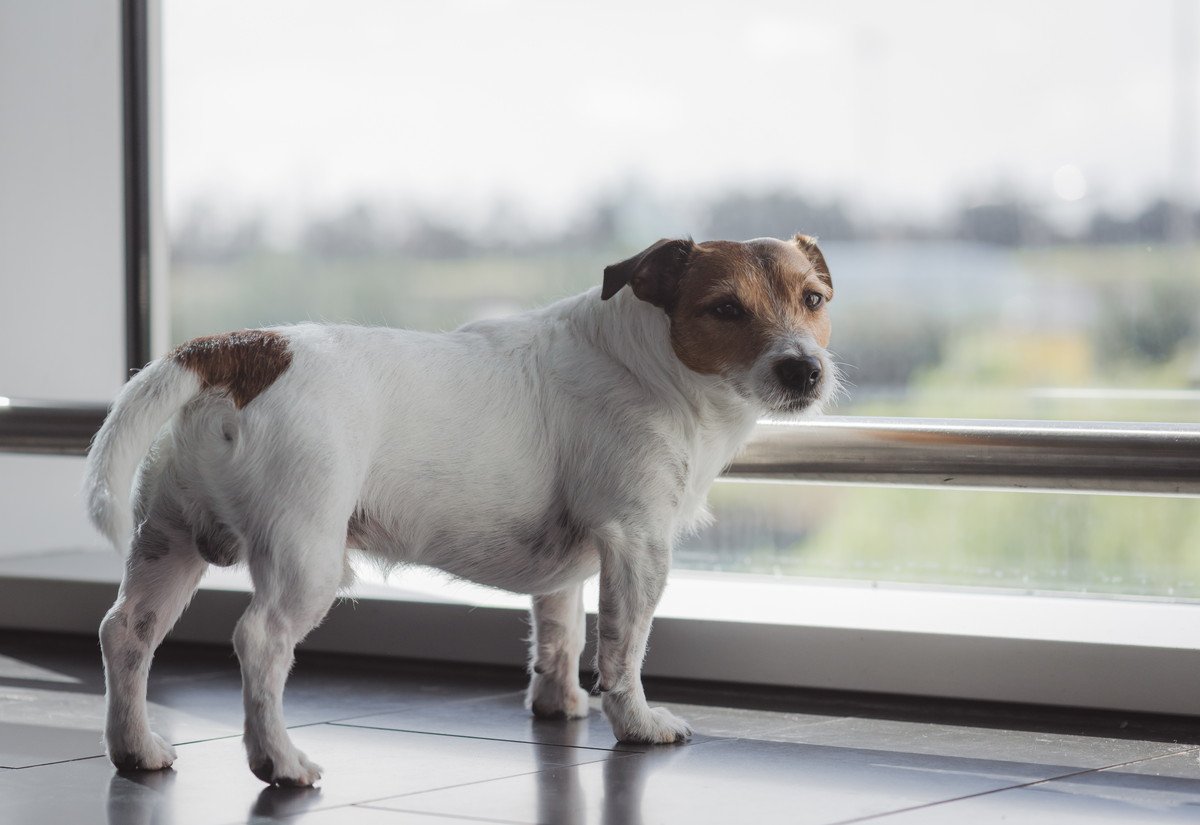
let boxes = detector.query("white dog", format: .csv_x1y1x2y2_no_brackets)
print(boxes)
84,234,836,786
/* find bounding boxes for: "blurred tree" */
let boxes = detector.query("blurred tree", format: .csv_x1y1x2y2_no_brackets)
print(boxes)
1095,280,1198,365
702,190,857,242
832,311,946,389
170,200,264,264
300,203,474,259
955,199,1056,246
300,203,388,258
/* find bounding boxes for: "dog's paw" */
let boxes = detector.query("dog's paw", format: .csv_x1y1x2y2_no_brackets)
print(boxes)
528,675,591,719
249,748,323,787
604,694,692,744
617,706,693,744
108,730,177,771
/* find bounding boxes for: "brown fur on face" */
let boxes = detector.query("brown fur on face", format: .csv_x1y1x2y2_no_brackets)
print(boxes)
171,330,293,408
665,235,833,377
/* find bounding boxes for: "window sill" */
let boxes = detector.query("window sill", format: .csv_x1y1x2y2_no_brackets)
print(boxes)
2,548,1198,717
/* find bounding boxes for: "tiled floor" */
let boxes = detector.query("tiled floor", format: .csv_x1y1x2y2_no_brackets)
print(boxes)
2,632,1200,824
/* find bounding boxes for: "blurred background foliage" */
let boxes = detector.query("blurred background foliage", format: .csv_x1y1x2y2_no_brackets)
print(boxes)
169,192,1200,599
165,0,1200,600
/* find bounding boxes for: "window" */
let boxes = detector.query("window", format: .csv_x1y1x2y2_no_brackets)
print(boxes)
3,0,1198,715
162,0,1200,599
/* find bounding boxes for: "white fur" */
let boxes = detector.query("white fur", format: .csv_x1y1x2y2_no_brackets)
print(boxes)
84,284,834,785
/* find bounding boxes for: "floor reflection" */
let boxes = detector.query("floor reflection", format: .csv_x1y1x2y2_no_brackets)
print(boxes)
600,747,681,825
530,713,688,825
106,768,176,825
249,784,323,821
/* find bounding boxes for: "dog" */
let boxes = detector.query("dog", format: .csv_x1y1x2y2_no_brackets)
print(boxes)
83,234,836,786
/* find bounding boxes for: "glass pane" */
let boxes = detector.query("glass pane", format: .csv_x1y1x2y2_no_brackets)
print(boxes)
164,0,1200,423
686,481,1200,598
163,1,1200,598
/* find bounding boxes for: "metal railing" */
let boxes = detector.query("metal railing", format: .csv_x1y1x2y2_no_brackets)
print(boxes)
3,397,1198,496
730,418,1200,496
0,399,108,456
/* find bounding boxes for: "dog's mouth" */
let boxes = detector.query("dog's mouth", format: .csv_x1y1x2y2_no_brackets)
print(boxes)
770,391,824,416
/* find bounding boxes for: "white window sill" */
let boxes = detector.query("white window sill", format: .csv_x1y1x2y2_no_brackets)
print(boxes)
2,548,1199,717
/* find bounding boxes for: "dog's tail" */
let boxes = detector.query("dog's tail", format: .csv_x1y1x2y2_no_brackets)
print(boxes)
83,358,202,553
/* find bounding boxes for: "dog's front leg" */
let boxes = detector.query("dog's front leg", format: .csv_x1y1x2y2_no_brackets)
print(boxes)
596,539,691,744
527,585,590,718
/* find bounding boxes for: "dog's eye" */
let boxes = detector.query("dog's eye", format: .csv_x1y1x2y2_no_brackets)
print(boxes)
710,301,746,320
804,292,825,310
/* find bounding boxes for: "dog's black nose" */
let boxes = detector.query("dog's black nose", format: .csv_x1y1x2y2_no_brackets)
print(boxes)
775,356,822,394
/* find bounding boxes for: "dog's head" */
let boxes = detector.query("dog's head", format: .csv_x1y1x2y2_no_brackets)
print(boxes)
601,235,837,415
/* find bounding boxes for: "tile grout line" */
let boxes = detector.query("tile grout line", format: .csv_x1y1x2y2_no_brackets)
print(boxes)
828,744,1200,825
327,720,641,754
209,757,625,825
311,688,530,728
7,723,334,771
355,802,535,825
329,737,732,818
3,699,719,771
329,717,734,755
4,731,249,771
333,756,627,811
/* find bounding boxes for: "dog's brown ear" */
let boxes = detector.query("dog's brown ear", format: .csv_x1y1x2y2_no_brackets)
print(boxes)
793,233,832,288
601,238,696,308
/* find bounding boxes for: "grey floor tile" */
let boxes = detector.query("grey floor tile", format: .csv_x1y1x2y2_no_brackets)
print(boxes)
0,630,233,687
0,720,108,770
368,733,1117,825
759,715,1193,769
0,722,612,825
659,699,842,740
284,657,522,723
0,674,252,768
868,748,1200,824
334,691,726,752
6,631,1198,825
315,807,516,824
0,634,519,767
0,639,238,767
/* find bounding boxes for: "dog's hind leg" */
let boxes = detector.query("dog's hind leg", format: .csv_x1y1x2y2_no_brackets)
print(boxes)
100,519,207,770
526,584,589,719
233,522,346,787
596,537,691,744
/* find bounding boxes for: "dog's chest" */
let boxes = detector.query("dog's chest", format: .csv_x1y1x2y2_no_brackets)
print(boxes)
669,412,758,531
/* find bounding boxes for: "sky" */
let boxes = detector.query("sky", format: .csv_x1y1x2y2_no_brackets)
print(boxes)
163,0,1197,234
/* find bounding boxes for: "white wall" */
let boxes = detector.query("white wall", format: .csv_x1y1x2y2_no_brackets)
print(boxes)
0,0,126,556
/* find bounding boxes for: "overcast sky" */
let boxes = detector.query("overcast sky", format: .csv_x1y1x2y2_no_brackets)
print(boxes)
163,0,1197,232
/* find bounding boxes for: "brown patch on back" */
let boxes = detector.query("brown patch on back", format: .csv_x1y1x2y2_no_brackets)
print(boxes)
666,236,834,376
171,329,293,408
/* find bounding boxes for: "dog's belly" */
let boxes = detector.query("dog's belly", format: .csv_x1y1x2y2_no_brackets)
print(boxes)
348,513,600,595
426,533,601,595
